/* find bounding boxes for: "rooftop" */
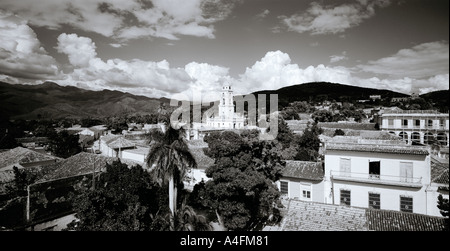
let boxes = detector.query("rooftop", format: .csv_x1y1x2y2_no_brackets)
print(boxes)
35,152,141,183
0,147,60,170
264,199,447,231
101,135,136,149
431,157,449,185
325,142,429,155
282,161,324,181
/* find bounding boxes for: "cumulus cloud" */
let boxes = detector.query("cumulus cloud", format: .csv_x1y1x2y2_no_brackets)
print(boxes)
0,11,60,80
236,50,447,96
358,41,449,79
256,9,270,19
330,51,348,63
55,33,193,97
235,50,354,94
0,0,238,40
279,0,391,35
56,34,98,67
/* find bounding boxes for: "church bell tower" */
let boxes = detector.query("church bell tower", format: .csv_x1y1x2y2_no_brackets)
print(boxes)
219,84,234,120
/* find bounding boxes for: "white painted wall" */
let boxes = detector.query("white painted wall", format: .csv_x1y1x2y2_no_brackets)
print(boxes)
277,178,325,203
323,149,438,216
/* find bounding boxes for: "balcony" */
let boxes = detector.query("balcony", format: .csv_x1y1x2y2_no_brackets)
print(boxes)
330,171,422,188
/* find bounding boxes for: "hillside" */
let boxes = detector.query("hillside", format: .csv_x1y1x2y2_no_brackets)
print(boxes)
252,82,409,108
420,89,449,112
0,81,169,120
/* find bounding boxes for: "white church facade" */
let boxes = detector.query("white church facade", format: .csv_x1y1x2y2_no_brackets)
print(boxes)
205,84,246,129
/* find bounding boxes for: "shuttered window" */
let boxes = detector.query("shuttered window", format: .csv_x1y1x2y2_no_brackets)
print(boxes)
280,181,288,195
369,193,380,209
340,189,351,206
400,196,413,213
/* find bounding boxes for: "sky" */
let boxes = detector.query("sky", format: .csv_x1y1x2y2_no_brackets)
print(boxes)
0,0,448,100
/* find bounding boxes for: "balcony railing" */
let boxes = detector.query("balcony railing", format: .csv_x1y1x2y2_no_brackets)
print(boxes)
331,171,422,188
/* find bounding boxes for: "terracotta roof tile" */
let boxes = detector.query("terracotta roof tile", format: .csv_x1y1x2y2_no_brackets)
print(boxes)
431,158,449,185
267,199,448,231
325,143,429,155
366,209,447,231
0,147,60,169
282,161,324,180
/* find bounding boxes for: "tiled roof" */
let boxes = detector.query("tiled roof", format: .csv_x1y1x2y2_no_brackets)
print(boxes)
366,209,447,231
0,147,60,170
282,161,324,181
431,158,449,185
264,199,448,231
325,142,429,155
36,152,140,182
102,135,135,149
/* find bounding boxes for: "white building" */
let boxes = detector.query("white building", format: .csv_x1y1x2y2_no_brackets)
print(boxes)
323,139,447,217
277,161,325,203
206,84,245,129
380,109,449,146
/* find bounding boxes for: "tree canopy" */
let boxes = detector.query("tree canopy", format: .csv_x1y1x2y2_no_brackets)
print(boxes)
191,130,284,230
66,160,169,231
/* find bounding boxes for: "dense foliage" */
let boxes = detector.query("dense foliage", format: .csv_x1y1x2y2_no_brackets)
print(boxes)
191,130,284,231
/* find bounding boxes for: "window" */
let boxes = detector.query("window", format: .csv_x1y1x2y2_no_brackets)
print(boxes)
388,119,394,127
340,158,351,177
414,119,420,127
340,190,351,206
440,119,445,127
300,183,312,201
427,119,433,128
369,161,380,179
402,119,408,127
400,162,413,183
400,196,413,213
280,181,288,195
411,132,421,144
369,193,380,209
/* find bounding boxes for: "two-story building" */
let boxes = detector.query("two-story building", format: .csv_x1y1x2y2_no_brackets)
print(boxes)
380,109,449,146
322,138,447,217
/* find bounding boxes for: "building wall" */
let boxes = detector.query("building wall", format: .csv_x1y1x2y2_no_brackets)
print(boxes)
323,150,435,216
184,167,210,190
381,113,449,146
277,178,325,203
121,150,146,164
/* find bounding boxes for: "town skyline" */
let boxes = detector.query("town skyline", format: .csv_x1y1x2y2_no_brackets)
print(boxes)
0,0,448,99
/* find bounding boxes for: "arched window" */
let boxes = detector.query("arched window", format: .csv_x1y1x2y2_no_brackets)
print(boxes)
437,133,448,146
399,132,408,143
411,132,420,143
424,132,434,144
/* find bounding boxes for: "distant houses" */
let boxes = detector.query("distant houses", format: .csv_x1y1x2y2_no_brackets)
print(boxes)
380,109,449,146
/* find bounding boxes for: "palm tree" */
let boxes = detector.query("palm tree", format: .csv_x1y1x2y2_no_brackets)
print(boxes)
173,201,211,231
146,126,196,223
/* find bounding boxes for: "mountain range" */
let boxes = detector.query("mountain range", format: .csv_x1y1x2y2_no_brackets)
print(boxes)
0,81,448,120
0,81,168,120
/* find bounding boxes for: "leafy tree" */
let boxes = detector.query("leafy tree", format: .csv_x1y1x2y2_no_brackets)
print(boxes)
195,130,284,230
294,122,323,161
276,118,295,149
47,130,81,158
312,110,333,123
333,129,345,136
80,117,102,128
7,166,36,197
146,126,197,226
66,160,168,231
280,107,300,120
